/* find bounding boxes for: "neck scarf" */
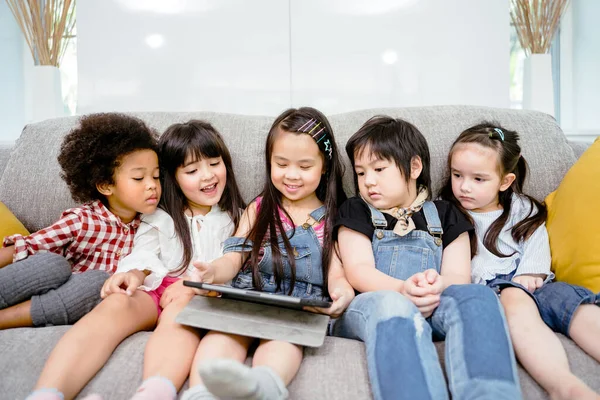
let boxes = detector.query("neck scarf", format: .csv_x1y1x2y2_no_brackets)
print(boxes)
380,186,429,236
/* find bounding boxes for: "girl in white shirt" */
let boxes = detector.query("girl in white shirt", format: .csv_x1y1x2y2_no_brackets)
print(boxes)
440,123,600,400
30,120,245,400
109,120,246,400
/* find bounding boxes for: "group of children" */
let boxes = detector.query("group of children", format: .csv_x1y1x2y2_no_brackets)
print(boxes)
0,106,598,400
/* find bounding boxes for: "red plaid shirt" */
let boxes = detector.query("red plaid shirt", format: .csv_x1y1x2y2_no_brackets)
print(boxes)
3,200,141,274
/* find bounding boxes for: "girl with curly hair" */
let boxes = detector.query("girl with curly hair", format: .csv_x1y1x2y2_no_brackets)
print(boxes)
0,112,160,332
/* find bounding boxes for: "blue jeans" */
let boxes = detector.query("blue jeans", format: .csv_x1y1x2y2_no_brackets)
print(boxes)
332,285,522,400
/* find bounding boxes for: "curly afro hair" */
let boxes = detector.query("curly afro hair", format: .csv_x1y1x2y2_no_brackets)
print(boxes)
58,113,159,204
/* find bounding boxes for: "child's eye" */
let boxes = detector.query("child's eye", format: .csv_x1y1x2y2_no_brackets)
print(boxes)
356,172,365,177
210,161,221,167
276,163,287,168
153,175,160,180
133,178,143,181
300,166,312,170
452,173,460,178
186,169,197,175
375,167,385,172
475,177,484,182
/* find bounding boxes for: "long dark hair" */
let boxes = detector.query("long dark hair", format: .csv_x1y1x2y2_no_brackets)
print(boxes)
439,122,546,258
345,115,432,198
246,107,346,295
158,120,246,274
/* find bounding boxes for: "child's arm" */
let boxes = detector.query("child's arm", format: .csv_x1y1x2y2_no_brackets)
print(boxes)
192,201,259,285
115,212,172,291
304,245,355,317
3,211,81,263
0,245,15,268
438,231,472,288
337,226,406,293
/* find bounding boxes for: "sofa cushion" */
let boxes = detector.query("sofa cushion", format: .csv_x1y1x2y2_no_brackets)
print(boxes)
546,137,600,292
0,201,29,245
3,325,600,399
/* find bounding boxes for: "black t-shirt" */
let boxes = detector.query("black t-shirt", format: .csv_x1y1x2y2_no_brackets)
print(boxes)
333,197,473,249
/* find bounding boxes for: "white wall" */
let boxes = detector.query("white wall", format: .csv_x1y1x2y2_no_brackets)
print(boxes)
0,3,25,143
560,0,600,142
77,0,510,116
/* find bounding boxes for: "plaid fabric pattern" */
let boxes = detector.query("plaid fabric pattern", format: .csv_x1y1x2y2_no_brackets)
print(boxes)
3,200,141,274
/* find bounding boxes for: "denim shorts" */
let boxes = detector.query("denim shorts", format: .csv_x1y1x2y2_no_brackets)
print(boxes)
488,277,600,337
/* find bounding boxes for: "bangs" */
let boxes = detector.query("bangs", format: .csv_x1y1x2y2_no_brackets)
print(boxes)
179,129,223,166
349,123,401,165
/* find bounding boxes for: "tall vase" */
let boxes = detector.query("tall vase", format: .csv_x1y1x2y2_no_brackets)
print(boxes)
522,53,555,117
31,65,64,122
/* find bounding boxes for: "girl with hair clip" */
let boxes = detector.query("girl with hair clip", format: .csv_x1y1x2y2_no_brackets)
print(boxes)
440,123,600,400
332,116,521,400
29,121,246,400
186,107,354,400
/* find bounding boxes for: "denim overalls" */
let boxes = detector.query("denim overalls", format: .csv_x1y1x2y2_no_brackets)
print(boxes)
223,205,326,300
368,201,443,278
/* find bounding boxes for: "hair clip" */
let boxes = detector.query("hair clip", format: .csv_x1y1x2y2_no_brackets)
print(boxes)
493,127,505,141
298,118,332,160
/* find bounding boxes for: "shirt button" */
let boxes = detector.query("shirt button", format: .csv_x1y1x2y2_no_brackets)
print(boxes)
124,226,129,232
376,231,384,239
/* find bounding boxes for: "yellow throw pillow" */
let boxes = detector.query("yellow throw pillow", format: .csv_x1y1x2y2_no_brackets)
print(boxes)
546,137,600,292
0,201,29,247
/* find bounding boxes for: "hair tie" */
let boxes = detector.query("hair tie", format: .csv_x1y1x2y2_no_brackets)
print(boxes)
491,127,505,141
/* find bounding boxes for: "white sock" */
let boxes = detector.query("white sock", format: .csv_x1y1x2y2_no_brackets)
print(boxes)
199,359,288,400
25,388,64,400
179,385,217,400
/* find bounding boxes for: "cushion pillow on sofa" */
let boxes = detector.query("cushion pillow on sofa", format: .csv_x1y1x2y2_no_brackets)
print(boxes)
0,201,29,246
546,137,600,292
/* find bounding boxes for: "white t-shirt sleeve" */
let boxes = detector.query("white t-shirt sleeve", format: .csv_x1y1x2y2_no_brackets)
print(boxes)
514,223,554,280
116,209,177,291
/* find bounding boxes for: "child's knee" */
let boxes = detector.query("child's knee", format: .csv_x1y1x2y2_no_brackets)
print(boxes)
362,291,420,321
30,271,109,326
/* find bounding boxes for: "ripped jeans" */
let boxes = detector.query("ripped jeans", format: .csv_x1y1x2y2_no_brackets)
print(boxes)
331,285,521,400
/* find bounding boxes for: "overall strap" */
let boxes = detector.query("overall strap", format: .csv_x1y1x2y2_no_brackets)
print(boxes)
365,200,388,229
422,201,443,245
309,205,327,222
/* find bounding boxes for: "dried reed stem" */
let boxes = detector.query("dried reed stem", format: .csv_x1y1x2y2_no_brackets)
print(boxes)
510,0,570,55
6,0,76,67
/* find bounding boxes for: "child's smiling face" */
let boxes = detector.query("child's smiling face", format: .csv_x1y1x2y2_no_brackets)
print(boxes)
270,129,324,206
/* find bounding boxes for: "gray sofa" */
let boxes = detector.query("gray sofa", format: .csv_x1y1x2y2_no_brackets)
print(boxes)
0,106,598,400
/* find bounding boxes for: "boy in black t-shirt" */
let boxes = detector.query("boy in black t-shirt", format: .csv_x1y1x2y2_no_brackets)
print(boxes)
330,116,521,400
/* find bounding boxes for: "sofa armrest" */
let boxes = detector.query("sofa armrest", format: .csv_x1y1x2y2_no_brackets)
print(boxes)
568,140,590,160
0,144,13,181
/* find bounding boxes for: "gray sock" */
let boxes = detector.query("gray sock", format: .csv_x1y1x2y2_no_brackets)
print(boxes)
198,359,288,400
179,385,217,400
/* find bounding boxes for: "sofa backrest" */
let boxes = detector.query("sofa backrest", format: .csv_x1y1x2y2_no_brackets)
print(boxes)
0,106,576,233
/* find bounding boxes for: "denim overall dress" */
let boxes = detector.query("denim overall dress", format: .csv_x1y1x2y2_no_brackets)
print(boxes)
223,205,327,300
367,201,443,279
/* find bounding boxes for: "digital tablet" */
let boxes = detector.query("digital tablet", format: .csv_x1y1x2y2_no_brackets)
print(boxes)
183,281,332,310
